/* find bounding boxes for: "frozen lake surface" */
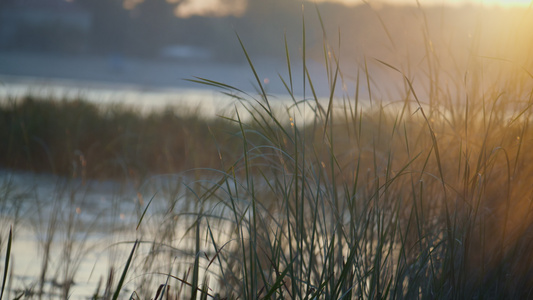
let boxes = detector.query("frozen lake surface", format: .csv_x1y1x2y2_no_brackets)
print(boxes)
0,52,408,112
0,169,138,299
0,169,229,299
0,52,337,100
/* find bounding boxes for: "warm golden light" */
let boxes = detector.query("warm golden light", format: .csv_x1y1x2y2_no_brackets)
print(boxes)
119,0,247,17
119,0,532,17
173,0,247,18
318,0,532,7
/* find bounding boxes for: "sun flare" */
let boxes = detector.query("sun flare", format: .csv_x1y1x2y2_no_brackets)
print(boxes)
324,0,532,7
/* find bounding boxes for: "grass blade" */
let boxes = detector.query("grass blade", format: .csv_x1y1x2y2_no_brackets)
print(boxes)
236,33,271,111
136,193,156,231
112,240,138,300
0,227,12,300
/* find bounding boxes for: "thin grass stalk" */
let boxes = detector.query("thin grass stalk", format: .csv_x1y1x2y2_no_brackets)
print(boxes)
284,33,294,98
191,214,201,300
236,35,270,112
0,227,12,300
302,181,322,300
302,4,306,101
112,240,138,300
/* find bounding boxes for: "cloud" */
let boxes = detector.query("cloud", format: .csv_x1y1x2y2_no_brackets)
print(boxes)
174,0,247,18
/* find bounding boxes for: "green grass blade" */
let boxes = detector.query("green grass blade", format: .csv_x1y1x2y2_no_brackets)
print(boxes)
0,227,12,300
112,240,138,300
191,216,201,300
236,33,270,111
261,257,296,300
284,32,294,95
136,193,156,231
185,76,247,95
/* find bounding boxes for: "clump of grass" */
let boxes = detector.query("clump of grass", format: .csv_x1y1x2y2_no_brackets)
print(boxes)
123,5,533,300
0,97,246,180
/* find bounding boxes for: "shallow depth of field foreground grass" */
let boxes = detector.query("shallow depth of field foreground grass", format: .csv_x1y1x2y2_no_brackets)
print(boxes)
2,5,533,300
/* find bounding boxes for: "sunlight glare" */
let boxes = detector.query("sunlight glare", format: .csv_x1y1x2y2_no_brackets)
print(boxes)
174,0,247,18
318,0,532,7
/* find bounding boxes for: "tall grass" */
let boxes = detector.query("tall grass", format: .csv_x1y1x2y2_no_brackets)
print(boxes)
153,5,533,299
2,4,533,300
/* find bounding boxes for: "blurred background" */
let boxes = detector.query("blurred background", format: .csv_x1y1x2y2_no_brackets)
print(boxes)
0,0,531,101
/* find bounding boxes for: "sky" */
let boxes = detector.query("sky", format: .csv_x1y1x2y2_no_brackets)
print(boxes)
328,0,532,6
172,0,247,17
169,0,531,18
121,0,532,18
